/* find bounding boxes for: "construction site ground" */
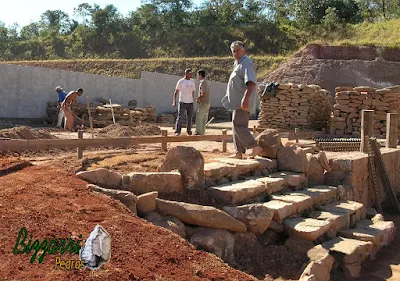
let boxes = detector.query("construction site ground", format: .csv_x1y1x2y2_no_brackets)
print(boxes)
0,121,399,280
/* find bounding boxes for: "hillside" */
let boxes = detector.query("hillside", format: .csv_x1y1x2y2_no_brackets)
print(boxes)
332,19,400,48
2,56,287,83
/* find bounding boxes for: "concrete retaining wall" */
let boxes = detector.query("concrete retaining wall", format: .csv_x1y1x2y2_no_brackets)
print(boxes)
0,64,228,118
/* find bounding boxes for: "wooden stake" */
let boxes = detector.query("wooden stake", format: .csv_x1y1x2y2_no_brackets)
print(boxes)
360,110,374,153
109,98,116,124
222,129,227,152
161,130,168,152
77,130,84,159
86,96,94,139
386,113,398,148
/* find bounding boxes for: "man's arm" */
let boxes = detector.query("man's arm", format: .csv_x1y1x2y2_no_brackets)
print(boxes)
172,89,179,107
241,81,256,111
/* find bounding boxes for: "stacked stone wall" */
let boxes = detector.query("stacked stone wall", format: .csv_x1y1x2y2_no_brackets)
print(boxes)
258,83,331,130
331,86,400,137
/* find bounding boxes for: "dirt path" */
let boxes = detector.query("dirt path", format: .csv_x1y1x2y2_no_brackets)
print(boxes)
356,215,400,281
0,163,259,281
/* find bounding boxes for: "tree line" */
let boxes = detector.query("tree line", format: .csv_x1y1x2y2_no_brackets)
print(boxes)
0,0,399,60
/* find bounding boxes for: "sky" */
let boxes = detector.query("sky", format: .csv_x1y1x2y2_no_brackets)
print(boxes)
0,0,203,28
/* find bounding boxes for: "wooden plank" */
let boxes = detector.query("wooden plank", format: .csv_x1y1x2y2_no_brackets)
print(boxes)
0,134,233,151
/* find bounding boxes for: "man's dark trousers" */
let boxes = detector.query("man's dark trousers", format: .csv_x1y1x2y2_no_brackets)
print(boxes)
175,102,194,134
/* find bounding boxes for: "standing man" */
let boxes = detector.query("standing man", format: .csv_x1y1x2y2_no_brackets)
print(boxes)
221,41,263,159
195,69,210,135
55,86,67,128
61,88,84,131
172,68,195,136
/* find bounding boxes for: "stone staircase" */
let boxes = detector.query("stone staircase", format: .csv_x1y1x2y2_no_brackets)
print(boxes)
204,156,397,279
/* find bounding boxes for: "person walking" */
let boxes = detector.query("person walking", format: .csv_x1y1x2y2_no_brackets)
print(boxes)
195,69,210,135
55,86,67,128
221,41,263,159
172,68,195,136
61,88,84,131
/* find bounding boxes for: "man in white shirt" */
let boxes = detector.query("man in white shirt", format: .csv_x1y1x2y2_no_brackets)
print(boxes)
172,68,196,136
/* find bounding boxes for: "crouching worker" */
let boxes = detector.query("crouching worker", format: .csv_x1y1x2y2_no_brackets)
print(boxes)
61,88,84,131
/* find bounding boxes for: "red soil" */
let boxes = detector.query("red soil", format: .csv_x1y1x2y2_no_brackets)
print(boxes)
0,163,257,281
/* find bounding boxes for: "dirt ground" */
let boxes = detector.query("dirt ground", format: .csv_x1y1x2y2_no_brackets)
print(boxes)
0,163,259,281
0,122,308,281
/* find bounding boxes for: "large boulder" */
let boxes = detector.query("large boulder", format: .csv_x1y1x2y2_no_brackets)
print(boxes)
223,204,274,234
255,129,282,158
144,211,186,238
190,227,235,264
277,145,308,173
156,199,247,232
87,184,137,214
122,172,182,195
158,146,205,190
77,168,122,189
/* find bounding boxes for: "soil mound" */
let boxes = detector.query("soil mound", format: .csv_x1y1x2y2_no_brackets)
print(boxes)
0,165,257,281
0,126,55,140
266,44,400,95
99,123,161,138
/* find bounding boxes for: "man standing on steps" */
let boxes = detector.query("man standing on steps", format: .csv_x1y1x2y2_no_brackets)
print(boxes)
172,68,195,136
61,88,84,131
55,86,67,128
195,69,210,135
221,41,263,159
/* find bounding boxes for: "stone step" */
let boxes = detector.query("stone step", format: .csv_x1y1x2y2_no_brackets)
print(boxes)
297,185,338,207
204,162,236,182
319,200,366,227
338,219,396,257
269,171,307,189
309,210,351,232
216,158,261,175
322,237,374,278
208,179,266,205
283,217,332,241
262,200,296,221
272,193,313,214
252,176,286,194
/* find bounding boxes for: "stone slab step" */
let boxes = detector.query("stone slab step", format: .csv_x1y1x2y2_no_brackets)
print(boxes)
339,219,397,252
297,185,338,206
355,219,396,247
309,210,350,231
216,158,260,175
269,171,307,188
322,237,373,278
319,200,366,227
284,217,332,241
208,179,266,205
272,193,313,213
253,176,286,194
263,200,296,221
204,162,235,181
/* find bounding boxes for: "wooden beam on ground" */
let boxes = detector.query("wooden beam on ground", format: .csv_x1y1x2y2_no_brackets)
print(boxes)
0,134,233,152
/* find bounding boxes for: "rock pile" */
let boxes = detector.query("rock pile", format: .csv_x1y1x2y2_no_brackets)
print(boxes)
331,86,400,137
258,83,331,130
